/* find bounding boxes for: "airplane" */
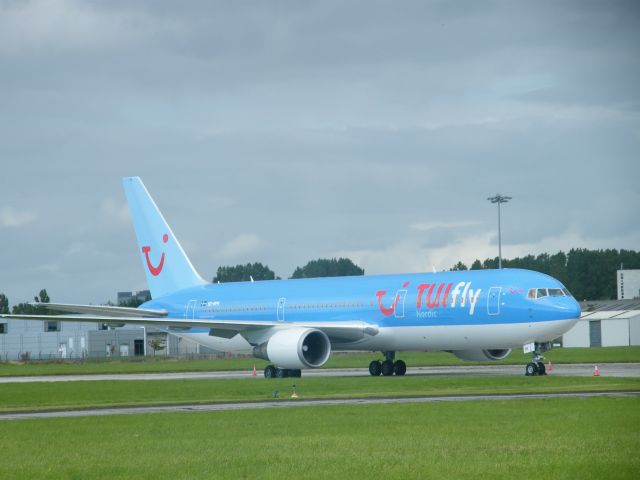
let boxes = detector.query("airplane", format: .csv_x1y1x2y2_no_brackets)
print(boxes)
2,177,581,378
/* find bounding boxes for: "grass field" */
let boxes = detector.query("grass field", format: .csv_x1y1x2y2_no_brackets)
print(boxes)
1,375,639,413
1,396,638,479
1,346,639,377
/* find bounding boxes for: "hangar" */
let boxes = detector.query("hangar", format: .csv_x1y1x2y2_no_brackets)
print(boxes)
0,320,211,361
0,318,146,360
0,289,217,360
562,300,640,347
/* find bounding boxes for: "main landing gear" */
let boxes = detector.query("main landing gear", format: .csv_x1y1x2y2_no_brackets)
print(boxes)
264,365,302,379
525,342,549,376
369,351,407,376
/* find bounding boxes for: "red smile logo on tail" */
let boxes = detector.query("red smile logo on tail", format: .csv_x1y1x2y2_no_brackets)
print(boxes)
142,234,168,276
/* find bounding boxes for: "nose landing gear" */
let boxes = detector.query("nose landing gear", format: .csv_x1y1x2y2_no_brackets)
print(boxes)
525,342,550,376
369,351,407,376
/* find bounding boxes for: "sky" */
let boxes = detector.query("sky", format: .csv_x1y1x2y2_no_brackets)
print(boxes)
0,0,639,305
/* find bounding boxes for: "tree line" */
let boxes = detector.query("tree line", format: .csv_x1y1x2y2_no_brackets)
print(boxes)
1,289,51,315
214,249,640,301
212,258,364,283
449,248,640,301
2,249,638,309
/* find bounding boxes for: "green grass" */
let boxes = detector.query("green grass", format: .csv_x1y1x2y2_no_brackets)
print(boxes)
0,397,638,479
1,375,638,413
0,355,271,376
1,346,639,377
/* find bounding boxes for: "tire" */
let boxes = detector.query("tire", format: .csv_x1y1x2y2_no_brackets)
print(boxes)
369,360,382,376
275,368,288,378
537,362,546,376
264,365,277,379
393,360,407,376
525,362,538,376
290,369,302,378
381,360,394,376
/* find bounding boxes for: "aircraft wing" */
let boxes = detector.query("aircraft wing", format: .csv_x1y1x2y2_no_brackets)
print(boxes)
0,313,378,342
31,302,168,317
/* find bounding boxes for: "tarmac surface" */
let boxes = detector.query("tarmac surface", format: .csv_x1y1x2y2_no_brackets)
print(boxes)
1,362,639,383
1,391,638,421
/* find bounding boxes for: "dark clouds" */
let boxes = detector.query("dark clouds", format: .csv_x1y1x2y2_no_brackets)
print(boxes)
0,0,638,304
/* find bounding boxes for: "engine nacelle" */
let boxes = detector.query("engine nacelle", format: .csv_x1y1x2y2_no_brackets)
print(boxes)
450,349,512,362
252,328,331,369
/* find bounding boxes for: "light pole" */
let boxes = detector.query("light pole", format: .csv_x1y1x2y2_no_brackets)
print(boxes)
487,194,512,269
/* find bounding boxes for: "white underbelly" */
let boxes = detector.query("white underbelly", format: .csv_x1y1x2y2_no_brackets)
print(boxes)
173,318,577,355
336,318,579,351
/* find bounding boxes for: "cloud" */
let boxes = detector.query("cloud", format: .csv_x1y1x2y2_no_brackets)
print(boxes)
0,1,638,304
100,198,130,225
217,234,262,260
0,207,37,228
410,221,481,232
332,232,497,275
0,0,177,55
333,224,640,277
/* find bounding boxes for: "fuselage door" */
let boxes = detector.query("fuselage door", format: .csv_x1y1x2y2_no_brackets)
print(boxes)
394,289,408,319
184,299,196,320
277,297,286,322
487,287,501,316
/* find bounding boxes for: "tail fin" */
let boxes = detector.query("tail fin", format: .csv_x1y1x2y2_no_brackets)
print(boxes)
123,177,206,299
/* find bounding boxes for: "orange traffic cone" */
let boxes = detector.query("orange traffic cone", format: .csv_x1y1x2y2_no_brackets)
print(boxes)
593,365,600,377
547,361,553,373
252,365,257,377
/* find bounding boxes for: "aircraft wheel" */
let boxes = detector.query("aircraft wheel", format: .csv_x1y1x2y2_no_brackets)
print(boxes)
290,369,302,378
525,362,538,376
537,362,546,376
275,368,288,378
381,360,394,376
393,360,407,376
264,365,277,379
369,360,382,376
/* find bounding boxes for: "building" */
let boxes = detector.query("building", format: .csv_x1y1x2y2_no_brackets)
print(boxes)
618,269,640,300
562,299,640,347
117,290,151,305
0,318,146,360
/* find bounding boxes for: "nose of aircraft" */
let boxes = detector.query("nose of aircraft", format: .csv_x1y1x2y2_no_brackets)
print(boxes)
559,297,581,319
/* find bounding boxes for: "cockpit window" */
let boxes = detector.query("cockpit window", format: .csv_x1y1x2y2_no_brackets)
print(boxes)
536,288,548,299
528,287,573,299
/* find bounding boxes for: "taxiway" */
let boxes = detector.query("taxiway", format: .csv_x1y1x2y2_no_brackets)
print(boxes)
0,362,638,383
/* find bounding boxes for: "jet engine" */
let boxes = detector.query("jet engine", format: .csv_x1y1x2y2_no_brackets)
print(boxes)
253,328,331,369
450,349,512,362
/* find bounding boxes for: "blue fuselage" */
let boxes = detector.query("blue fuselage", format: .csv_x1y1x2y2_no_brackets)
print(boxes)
142,268,580,352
